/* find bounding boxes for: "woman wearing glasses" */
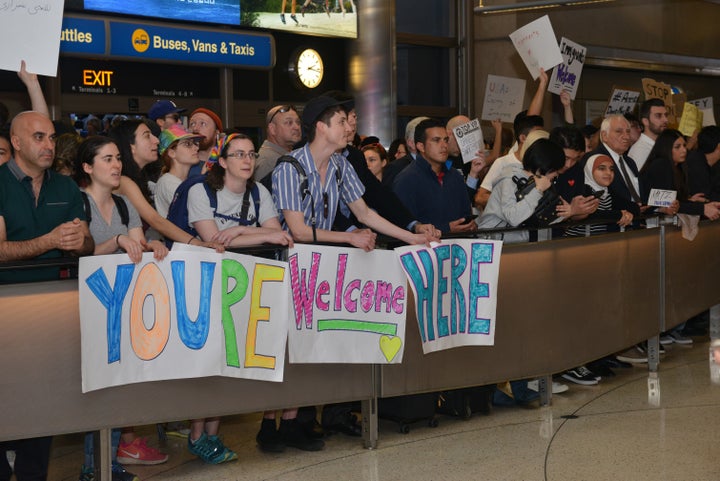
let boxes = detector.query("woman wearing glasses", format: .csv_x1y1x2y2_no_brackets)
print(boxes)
154,124,204,218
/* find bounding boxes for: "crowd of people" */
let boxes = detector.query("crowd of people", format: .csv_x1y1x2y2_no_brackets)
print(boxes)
1,63,719,480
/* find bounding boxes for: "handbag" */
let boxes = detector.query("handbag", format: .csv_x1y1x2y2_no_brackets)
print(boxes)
512,175,561,227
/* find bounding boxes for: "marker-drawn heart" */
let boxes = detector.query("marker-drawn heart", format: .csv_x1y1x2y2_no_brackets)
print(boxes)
379,336,402,362
568,179,575,186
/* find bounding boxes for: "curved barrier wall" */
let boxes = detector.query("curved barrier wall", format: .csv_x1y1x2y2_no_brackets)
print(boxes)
1,224,719,442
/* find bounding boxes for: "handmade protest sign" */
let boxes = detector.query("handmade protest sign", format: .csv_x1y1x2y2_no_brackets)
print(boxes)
452,118,483,164
689,97,716,126
509,15,563,80
548,37,586,100
79,248,289,392
287,244,408,364
604,87,641,117
0,0,64,76
481,75,526,123
678,102,703,137
395,239,503,354
648,189,677,208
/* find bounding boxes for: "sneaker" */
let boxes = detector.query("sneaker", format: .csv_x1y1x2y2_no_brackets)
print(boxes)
527,379,569,394
188,433,237,464
301,4,307,16
669,331,693,345
561,366,599,385
280,13,286,23
635,342,666,355
256,419,285,453
290,14,299,24
165,421,190,439
117,437,168,465
659,335,674,345
616,347,648,364
111,465,139,481
279,419,325,451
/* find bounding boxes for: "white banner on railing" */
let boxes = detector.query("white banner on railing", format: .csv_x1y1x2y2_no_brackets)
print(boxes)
287,244,408,364
395,239,503,354
79,248,289,392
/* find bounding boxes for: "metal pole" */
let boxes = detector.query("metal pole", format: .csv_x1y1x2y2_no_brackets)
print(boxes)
348,0,396,145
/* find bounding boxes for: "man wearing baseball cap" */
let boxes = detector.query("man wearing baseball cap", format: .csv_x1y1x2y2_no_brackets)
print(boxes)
272,94,437,249
148,100,185,132
189,108,223,176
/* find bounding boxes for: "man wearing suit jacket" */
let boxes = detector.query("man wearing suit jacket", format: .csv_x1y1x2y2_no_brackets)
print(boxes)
586,114,642,205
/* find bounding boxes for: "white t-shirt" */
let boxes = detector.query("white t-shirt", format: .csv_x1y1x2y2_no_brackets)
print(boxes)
187,181,277,230
627,133,654,172
155,173,182,219
480,151,521,192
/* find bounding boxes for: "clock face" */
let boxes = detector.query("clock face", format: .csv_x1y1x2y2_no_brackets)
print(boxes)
296,48,324,89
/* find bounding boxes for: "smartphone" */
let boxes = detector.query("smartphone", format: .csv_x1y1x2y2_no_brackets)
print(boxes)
464,214,479,223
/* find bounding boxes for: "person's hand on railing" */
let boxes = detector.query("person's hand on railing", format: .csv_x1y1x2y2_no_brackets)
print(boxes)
568,195,599,218
658,200,680,216
689,193,708,203
51,219,86,253
555,198,572,219
617,210,634,227
348,228,376,252
703,202,720,221
413,223,441,241
117,234,144,263
143,239,169,261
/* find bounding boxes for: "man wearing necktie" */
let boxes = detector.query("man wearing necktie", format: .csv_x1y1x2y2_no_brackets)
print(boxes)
584,114,642,205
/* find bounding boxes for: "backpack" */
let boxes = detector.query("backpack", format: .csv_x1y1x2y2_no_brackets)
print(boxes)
165,174,260,247
81,192,130,228
259,154,343,242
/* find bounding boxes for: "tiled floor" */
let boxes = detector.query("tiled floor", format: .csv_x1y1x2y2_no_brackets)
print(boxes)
44,339,720,481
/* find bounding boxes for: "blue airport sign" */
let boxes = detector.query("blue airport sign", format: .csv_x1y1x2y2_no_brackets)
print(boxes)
109,21,273,68
60,17,106,55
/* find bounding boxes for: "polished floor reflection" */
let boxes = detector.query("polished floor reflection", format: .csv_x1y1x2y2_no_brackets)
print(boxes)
47,340,720,481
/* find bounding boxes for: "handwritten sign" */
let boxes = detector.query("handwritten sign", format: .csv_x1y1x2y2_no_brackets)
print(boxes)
604,87,641,117
648,188,677,208
452,118,483,164
79,248,290,392
0,0,64,76
287,244,408,364
678,102,704,137
689,97,716,126
641,77,683,124
395,239,503,354
548,37,586,100
509,15,563,80
481,75,527,123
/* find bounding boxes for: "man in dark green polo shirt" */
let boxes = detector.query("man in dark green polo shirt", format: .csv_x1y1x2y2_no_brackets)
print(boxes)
0,111,93,481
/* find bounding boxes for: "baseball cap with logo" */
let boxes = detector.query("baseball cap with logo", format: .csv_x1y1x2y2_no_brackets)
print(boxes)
148,100,185,121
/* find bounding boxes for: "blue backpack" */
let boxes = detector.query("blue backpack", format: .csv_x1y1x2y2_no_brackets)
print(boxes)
165,174,260,247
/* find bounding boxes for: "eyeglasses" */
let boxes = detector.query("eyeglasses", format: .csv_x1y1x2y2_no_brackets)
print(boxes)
267,105,296,124
177,139,199,148
225,150,259,160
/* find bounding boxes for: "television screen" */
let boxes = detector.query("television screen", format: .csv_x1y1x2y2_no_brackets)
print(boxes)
84,0,241,26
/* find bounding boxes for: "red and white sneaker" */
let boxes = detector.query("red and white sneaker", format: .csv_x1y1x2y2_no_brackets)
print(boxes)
116,437,169,465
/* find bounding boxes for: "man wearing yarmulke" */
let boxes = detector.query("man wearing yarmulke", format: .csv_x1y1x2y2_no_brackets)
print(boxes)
189,107,223,176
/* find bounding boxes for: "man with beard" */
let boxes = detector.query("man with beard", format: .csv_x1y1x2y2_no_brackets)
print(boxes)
628,98,668,171
188,107,223,176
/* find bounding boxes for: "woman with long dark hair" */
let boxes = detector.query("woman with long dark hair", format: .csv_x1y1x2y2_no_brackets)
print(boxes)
640,129,720,219
108,119,220,248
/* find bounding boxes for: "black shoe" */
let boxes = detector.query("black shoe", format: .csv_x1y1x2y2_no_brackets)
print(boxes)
297,418,325,439
280,13,286,24
300,4,307,16
600,356,632,369
256,418,286,453
290,14,299,24
279,419,325,451
323,413,362,437
587,361,616,378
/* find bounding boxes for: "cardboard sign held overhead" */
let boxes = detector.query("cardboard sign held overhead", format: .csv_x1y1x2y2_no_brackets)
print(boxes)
604,87,641,117
642,78,681,125
678,103,703,137
689,97,716,126
0,0,65,76
509,15,563,80
481,75,526,123
548,37,586,100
